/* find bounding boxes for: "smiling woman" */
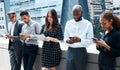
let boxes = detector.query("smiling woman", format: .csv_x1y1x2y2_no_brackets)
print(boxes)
94,10,120,70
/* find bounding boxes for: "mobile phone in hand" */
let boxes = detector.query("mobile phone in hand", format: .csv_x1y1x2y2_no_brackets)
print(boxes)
92,38,99,41
69,37,73,39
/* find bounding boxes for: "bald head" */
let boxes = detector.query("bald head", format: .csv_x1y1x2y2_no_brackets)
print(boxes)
72,5,82,12
72,5,83,21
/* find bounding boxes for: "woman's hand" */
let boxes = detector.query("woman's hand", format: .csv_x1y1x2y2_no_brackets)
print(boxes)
44,37,51,41
44,37,60,43
95,39,111,51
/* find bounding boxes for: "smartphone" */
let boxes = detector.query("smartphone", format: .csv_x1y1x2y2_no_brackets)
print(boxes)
19,33,23,36
69,37,73,39
92,38,99,41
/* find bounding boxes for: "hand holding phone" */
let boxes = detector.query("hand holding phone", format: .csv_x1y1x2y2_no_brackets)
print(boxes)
92,38,99,46
68,36,81,43
69,37,73,39
92,38,99,41
4,32,13,39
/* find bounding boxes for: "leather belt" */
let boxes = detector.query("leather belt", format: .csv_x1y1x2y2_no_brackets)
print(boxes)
24,43,38,47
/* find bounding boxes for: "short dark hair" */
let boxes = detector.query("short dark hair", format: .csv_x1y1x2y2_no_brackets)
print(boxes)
20,11,29,16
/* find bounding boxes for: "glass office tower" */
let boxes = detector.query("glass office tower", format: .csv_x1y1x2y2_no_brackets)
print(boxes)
10,0,63,25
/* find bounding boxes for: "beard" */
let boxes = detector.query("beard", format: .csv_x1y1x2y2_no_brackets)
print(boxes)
74,16,82,22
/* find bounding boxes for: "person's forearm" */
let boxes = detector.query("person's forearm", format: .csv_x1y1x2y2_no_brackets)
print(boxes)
104,44,111,51
50,38,60,43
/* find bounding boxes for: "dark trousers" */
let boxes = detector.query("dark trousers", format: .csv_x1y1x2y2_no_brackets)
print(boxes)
9,46,22,70
66,47,88,70
98,52,116,70
23,44,38,70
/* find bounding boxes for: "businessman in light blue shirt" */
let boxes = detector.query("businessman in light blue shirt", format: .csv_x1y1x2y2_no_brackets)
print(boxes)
20,11,41,70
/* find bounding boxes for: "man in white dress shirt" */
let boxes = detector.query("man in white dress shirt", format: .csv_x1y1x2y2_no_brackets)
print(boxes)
64,5,94,70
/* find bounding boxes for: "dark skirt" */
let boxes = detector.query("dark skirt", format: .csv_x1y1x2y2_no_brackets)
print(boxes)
41,42,62,67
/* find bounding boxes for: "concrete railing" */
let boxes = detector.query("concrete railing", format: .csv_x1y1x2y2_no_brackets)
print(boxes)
0,38,120,70
33,49,120,70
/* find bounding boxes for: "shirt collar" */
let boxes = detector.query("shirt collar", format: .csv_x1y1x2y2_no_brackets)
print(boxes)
27,20,32,26
74,17,84,23
11,20,17,25
105,28,117,36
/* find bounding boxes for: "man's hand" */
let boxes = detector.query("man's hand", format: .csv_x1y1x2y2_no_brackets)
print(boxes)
6,34,13,39
66,36,81,44
71,36,81,43
5,32,13,39
20,33,30,39
66,39,74,44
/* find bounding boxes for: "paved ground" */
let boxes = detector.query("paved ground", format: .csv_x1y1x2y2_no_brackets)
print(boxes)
0,67,6,70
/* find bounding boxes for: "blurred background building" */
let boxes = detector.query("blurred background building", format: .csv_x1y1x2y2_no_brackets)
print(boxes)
87,0,114,38
88,0,113,20
113,0,120,16
10,0,63,25
9,0,90,30
1,0,120,38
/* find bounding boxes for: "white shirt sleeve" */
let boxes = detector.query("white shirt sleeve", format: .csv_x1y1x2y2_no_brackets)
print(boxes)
64,21,70,44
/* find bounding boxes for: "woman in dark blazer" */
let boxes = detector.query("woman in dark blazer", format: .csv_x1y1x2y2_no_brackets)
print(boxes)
94,11,120,70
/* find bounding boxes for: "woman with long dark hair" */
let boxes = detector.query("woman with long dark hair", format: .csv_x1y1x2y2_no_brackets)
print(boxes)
41,9,63,70
94,10,120,70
